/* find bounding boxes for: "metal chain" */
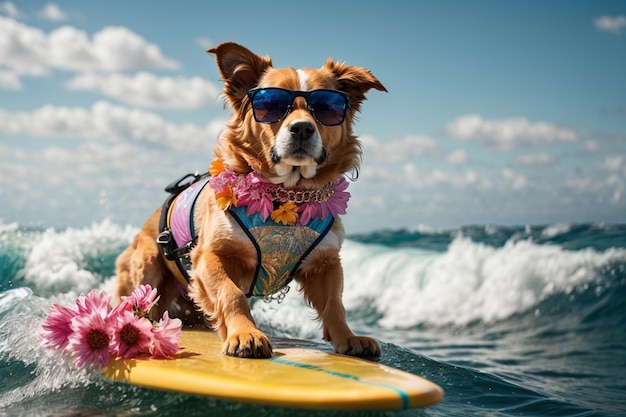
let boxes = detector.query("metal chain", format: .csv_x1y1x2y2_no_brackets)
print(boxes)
272,182,335,204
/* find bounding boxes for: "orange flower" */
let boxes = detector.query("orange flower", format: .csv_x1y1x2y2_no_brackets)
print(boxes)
271,202,298,225
209,159,226,176
215,184,237,210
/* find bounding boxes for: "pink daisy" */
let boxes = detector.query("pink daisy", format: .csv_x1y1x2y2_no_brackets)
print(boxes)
236,172,274,221
40,304,78,351
111,310,154,359
150,311,182,359
113,284,159,318
75,289,112,319
209,169,239,193
67,312,113,369
130,284,159,311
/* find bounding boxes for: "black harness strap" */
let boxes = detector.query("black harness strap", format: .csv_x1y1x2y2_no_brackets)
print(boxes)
156,172,204,282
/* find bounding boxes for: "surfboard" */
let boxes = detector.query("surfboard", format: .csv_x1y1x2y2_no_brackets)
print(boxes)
105,329,443,410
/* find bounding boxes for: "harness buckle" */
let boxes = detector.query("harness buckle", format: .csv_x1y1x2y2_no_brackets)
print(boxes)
156,229,177,260
164,172,201,194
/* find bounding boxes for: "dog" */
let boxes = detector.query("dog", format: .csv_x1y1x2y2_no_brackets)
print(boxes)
115,42,386,359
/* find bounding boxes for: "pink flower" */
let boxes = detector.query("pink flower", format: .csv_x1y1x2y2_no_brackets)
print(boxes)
151,311,182,359
209,169,239,193
326,176,350,217
298,177,350,224
75,289,112,319
113,284,159,318
40,304,78,351
238,174,274,218
67,312,113,369
111,310,154,359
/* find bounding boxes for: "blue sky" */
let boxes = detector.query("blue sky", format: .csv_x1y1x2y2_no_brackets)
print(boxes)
1,1,625,233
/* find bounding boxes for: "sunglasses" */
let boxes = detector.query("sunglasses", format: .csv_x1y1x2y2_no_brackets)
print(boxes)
246,88,350,126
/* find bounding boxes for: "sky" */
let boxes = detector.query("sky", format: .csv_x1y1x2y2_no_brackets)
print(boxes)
1,1,625,233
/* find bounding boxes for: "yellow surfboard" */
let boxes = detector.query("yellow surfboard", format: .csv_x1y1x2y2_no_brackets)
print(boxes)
105,330,443,410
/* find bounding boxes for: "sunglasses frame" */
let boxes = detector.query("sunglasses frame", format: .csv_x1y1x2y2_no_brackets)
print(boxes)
246,88,351,126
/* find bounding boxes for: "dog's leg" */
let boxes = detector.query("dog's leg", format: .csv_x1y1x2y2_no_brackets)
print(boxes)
114,242,136,302
189,251,272,358
297,251,381,359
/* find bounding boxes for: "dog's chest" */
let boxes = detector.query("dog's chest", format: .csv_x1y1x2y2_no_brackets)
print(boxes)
227,205,334,299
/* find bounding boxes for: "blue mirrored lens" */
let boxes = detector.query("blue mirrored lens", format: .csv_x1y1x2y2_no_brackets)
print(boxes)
251,89,291,123
309,91,348,126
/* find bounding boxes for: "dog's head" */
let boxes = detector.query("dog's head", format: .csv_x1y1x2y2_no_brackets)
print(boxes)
209,42,386,188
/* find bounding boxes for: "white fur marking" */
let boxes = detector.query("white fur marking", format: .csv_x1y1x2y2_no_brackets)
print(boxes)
297,69,309,91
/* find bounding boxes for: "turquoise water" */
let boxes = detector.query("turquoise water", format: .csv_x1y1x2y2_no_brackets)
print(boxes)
1,221,625,416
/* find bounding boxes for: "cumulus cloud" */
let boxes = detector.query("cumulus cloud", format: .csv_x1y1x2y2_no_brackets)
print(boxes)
0,140,214,227
0,101,223,150
196,36,213,50
39,3,68,21
66,72,220,109
0,70,21,90
1,1,19,18
446,149,469,165
502,168,528,190
0,16,180,76
445,115,579,149
360,134,439,162
584,140,599,153
598,156,625,173
362,161,491,191
594,15,626,35
515,153,556,165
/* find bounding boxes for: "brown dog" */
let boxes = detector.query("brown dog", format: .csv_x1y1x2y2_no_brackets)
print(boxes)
115,42,386,359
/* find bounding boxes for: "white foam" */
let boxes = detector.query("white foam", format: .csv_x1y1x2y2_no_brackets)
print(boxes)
21,219,137,296
337,237,626,328
0,290,94,409
540,223,573,238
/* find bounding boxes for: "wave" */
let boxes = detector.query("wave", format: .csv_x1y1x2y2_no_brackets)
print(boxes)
2,220,625,331
0,219,137,296
252,236,626,336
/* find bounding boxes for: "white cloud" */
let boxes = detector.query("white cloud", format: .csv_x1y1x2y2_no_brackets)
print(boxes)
515,153,556,165
445,115,578,149
606,174,624,203
0,70,21,90
66,72,220,109
594,15,626,35
360,134,439,162
598,156,624,173
0,101,223,150
446,149,469,165
0,140,215,227
196,36,213,50
0,16,180,76
584,140,599,153
1,2,19,18
39,3,68,21
363,162,491,190
502,168,528,190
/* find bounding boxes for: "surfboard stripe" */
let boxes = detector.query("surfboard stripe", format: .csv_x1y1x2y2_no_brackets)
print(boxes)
270,357,410,409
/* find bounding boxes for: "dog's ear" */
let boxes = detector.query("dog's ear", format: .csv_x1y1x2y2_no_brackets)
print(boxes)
208,42,272,110
323,59,387,114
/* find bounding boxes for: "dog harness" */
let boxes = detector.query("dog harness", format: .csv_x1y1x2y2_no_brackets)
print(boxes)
157,173,335,302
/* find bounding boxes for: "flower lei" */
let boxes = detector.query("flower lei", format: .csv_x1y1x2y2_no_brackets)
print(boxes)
40,285,182,369
208,159,351,225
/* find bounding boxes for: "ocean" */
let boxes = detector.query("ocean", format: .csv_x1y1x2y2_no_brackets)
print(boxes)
0,220,625,416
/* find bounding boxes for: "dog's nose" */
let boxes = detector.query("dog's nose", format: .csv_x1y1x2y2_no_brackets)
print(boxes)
289,121,315,142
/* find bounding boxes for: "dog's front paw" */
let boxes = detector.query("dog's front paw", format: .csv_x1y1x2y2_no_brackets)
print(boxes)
333,336,381,360
222,331,273,358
